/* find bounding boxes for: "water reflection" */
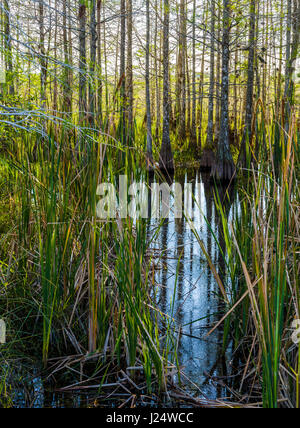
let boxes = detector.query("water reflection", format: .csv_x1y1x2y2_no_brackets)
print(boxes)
148,169,237,399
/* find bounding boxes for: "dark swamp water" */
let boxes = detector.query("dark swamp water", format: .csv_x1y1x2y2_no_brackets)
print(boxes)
8,169,241,408
148,169,238,400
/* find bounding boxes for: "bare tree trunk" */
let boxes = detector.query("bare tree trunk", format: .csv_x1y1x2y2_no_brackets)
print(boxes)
39,0,47,107
3,0,14,96
68,0,73,112
120,0,126,144
197,4,208,150
126,0,134,142
211,0,235,181
89,0,97,126
155,0,162,141
97,0,103,125
189,0,197,147
63,0,71,115
215,5,221,136
159,0,174,171
276,0,284,117
146,0,153,163
285,0,300,128
79,0,87,123
103,2,109,114
186,51,191,135
178,0,187,141
207,0,215,147
239,0,256,167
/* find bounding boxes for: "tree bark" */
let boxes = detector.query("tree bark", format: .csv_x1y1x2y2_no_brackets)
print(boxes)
120,0,126,144
39,0,47,107
211,0,235,182
97,0,103,125
63,0,71,115
3,0,14,96
189,0,197,148
79,0,87,122
207,0,215,148
89,0,97,126
146,0,153,163
285,0,300,128
126,0,134,142
177,0,187,141
239,0,256,167
159,0,174,171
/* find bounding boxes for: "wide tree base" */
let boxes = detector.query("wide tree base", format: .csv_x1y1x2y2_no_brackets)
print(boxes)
159,148,174,172
200,149,216,171
210,159,236,183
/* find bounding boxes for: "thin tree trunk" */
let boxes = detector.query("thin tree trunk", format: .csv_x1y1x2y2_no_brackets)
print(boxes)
211,0,235,181
215,4,221,136
189,0,197,147
53,0,58,113
39,0,47,107
197,4,208,150
207,0,215,147
97,0,103,125
159,0,174,171
285,0,299,127
155,0,162,141
89,0,97,126
3,0,14,96
239,0,256,166
146,0,153,163
178,0,186,141
79,0,87,123
63,0,71,115
120,0,126,144
126,0,134,142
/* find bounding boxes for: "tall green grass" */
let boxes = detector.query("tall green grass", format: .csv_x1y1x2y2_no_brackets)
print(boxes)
199,112,299,408
0,121,175,396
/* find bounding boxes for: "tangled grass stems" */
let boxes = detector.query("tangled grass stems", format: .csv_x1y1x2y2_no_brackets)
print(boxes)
0,125,177,403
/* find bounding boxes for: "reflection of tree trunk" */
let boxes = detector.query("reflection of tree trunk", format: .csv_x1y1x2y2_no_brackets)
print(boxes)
215,183,235,291
201,172,213,308
160,218,169,315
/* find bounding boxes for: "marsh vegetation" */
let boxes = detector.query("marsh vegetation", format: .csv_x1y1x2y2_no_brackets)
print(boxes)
0,0,299,408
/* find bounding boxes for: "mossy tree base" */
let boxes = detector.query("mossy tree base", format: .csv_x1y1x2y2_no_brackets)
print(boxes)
210,158,236,183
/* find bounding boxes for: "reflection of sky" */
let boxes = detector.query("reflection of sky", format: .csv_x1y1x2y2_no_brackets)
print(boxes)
148,170,238,399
